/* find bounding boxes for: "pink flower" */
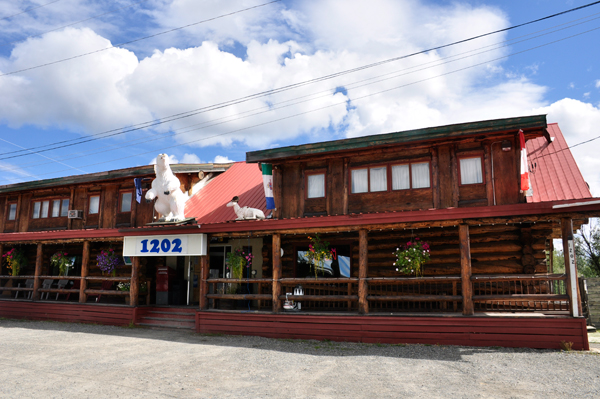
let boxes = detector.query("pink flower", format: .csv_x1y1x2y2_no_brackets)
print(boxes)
406,241,412,247
423,243,430,250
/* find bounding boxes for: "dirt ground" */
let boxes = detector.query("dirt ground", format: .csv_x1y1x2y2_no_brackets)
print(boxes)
1,319,599,399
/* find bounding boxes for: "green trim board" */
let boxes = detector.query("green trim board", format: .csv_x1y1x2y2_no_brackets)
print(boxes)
246,115,547,163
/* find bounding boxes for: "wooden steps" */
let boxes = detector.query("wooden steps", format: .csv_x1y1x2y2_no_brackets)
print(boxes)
135,307,196,330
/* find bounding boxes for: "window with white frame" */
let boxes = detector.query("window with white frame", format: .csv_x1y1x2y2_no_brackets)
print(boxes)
459,157,483,185
8,203,17,220
120,192,133,212
307,173,325,198
89,195,100,214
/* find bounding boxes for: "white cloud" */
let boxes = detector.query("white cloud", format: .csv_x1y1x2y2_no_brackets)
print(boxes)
181,153,202,163
596,80,600,89
149,153,179,165
534,98,600,196
214,155,233,164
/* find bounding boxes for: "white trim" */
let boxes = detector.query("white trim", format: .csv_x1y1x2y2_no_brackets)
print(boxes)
552,199,600,209
567,239,579,317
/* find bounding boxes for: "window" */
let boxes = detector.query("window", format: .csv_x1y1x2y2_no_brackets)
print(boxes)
370,166,387,192
32,198,69,219
459,156,484,185
307,173,325,199
120,192,133,212
411,162,430,189
89,195,100,214
351,161,431,194
351,166,389,193
8,203,17,220
351,169,369,193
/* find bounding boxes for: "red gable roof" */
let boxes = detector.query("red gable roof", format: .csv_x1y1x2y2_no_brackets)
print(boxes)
185,162,267,224
526,123,591,203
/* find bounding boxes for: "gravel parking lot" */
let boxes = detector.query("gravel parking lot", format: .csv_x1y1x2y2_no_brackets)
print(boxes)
1,319,599,399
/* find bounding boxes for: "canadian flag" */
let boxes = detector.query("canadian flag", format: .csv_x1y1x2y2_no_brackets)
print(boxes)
519,129,529,191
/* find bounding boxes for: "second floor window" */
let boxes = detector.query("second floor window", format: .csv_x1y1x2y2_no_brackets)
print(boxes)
120,192,133,212
307,173,325,198
351,161,431,194
8,203,17,220
459,156,484,185
391,162,430,190
351,166,388,193
33,198,69,219
89,195,100,214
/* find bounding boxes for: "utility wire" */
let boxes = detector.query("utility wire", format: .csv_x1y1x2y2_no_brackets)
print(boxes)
1,0,150,48
0,0,62,21
3,11,600,168
0,0,282,77
3,3,600,158
7,21,600,180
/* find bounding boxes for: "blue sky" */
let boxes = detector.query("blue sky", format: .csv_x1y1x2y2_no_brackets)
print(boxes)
1,0,600,194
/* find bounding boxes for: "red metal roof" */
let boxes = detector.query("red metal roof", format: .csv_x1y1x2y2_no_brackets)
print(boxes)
185,162,267,224
526,123,592,203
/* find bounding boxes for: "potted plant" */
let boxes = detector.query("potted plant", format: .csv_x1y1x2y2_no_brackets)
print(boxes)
225,248,253,280
96,248,122,276
50,252,73,276
305,234,336,278
2,248,26,276
117,281,147,305
393,237,430,277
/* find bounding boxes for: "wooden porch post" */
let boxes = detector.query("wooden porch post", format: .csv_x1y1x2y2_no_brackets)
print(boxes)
358,229,369,314
459,224,474,315
199,244,210,310
561,218,583,317
0,244,3,274
130,256,139,306
32,243,43,301
272,233,282,313
79,240,90,303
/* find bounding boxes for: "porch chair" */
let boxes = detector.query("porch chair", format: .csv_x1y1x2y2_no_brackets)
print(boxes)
65,280,80,301
54,279,69,300
15,279,34,299
40,279,54,300
94,281,114,303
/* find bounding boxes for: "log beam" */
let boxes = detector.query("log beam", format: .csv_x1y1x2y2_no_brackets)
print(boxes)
32,243,43,301
79,240,90,303
130,256,139,306
459,224,474,315
358,229,369,314
272,233,282,313
561,218,583,317
199,245,210,310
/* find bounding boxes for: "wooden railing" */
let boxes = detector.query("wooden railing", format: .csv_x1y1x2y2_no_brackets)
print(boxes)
471,274,569,312
0,275,149,305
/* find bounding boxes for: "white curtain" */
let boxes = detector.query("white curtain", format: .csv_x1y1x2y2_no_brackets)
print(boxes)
351,169,369,193
32,202,41,219
89,196,100,214
52,200,61,217
41,200,50,218
392,164,410,190
8,204,16,220
307,174,325,198
60,199,69,217
411,162,430,189
370,166,387,192
460,157,483,184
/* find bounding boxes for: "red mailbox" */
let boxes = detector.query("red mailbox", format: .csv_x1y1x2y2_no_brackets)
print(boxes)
156,266,175,292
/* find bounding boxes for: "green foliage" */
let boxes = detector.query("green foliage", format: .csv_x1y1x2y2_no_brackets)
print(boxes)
50,252,73,276
225,248,253,280
575,222,600,277
305,234,336,278
394,238,430,277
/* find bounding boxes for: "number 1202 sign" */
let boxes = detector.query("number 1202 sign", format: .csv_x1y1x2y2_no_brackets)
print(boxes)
123,234,207,257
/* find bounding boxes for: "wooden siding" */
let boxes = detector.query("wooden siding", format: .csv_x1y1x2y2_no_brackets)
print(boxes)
0,301,135,326
197,312,589,350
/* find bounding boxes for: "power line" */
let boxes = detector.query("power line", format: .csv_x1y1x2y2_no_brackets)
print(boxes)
0,0,62,22
7,21,600,181
0,0,150,48
0,0,282,77
3,3,600,159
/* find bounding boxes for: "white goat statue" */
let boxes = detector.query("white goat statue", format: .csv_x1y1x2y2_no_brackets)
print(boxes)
145,153,188,222
226,196,265,220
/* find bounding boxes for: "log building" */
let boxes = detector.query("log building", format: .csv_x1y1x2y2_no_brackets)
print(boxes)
1,115,598,350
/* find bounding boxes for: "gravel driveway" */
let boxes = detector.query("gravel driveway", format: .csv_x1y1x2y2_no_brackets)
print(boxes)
1,319,599,399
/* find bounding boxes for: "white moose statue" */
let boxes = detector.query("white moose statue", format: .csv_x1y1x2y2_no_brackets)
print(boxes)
145,153,188,222
226,196,265,220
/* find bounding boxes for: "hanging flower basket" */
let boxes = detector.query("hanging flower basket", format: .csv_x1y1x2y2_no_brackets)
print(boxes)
2,248,26,276
226,248,253,280
50,252,73,276
305,234,336,279
96,248,123,276
394,238,430,277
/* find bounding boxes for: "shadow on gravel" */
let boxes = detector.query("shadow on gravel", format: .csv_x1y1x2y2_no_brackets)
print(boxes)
1,318,561,362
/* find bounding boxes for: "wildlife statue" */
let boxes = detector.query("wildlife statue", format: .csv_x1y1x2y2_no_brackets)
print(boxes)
226,196,266,220
145,153,188,222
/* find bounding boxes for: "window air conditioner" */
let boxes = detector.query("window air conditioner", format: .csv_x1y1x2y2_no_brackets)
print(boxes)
67,210,83,219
